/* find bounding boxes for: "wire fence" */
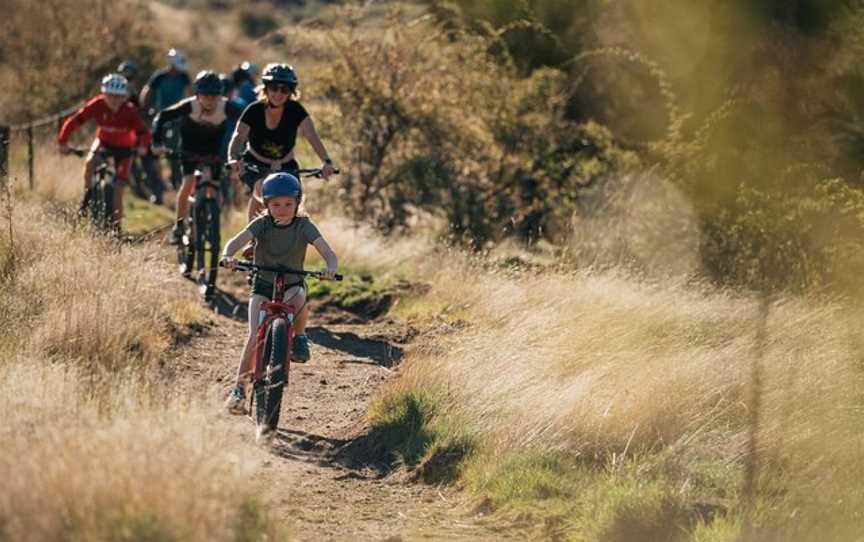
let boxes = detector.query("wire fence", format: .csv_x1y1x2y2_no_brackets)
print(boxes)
0,102,84,189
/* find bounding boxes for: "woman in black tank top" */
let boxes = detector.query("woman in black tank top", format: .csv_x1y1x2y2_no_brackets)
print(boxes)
228,63,337,219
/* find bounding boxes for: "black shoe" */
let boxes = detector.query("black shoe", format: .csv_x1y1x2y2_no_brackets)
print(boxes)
293,334,311,363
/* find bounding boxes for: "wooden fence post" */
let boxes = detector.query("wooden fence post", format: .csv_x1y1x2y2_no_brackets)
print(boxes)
0,125,9,188
27,125,34,190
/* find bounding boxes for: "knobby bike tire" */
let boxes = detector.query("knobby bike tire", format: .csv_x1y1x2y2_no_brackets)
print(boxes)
254,318,289,431
194,201,207,281
177,217,194,276
205,198,221,295
102,181,115,233
88,180,114,233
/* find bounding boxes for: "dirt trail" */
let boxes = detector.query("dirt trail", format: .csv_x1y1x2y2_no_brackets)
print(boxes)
170,274,520,541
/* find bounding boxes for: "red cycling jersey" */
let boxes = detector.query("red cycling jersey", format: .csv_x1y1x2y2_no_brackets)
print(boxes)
58,95,152,149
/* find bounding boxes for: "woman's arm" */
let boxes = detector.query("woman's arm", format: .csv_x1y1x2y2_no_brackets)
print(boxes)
312,237,338,279
299,117,334,172
228,121,251,162
151,100,191,145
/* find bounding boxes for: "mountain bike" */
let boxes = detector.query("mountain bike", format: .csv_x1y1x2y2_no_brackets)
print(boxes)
221,260,342,440
171,152,227,300
67,146,135,234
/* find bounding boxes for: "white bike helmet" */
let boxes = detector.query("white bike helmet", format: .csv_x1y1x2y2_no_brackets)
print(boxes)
167,48,188,71
101,73,129,96
240,61,259,77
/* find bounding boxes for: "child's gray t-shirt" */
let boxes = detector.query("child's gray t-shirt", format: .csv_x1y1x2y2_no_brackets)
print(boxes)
247,215,321,284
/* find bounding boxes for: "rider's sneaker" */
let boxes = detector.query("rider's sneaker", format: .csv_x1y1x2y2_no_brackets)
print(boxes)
256,423,275,444
169,223,183,245
224,385,246,415
292,334,311,363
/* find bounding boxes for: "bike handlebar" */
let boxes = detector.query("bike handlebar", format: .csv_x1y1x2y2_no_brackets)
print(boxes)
157,149,223,163
220,260,343,281
224,159,340,178
65,147,136,159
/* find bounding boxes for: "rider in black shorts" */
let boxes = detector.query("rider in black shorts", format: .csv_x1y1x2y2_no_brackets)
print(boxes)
227,63,336,220
151,70,244,244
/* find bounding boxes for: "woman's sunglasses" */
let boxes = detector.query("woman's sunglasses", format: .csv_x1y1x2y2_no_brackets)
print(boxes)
265,83,294,94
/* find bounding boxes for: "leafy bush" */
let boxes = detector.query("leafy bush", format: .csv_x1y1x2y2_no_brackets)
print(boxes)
0,0,156,121
237,8,279,39
320,13,637,248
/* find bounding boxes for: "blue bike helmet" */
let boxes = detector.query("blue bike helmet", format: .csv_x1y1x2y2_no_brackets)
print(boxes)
261,172,302,203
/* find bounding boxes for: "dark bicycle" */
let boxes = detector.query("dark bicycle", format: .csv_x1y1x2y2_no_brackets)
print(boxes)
221,260,342,441
67,146,135,234
170,152,227,299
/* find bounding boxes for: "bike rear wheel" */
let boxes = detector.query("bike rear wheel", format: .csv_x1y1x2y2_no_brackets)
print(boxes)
254,318,289,432
204,198,221,298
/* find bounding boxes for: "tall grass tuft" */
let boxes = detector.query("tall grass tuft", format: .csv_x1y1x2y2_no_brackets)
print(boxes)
370,244,864,539
0,195,279,541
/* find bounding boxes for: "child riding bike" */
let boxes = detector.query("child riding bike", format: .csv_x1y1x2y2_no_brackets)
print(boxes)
58,74,151,231
151,70,244,244
226,62,337,220
220,172,338,416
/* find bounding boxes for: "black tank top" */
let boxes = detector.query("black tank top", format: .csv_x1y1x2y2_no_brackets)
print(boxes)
240,100,309,160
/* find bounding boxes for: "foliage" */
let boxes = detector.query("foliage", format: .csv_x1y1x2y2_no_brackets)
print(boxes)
237,8,279,39
320,13,637,248
0,0,157,122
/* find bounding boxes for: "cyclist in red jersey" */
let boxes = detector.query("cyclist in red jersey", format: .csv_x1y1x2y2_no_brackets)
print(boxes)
58,74,152,229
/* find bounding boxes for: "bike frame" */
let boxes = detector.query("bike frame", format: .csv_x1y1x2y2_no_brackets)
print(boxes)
223,262,342,380
252,271,299,381
171,152,226,296
69,146,133,232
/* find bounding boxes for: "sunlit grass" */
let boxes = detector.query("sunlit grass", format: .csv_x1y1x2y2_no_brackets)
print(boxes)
366,248,864,539
0,196,280,541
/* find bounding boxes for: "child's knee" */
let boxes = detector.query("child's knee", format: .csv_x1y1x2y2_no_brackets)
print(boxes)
284,285,306,305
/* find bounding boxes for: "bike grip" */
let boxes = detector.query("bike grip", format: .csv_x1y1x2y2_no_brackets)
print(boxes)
334,273,343,281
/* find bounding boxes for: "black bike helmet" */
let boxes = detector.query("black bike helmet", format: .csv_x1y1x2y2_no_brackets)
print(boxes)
194,70,223,95
261,63,298,87
218,73,234,96
117,60,138,80
232,66,251,84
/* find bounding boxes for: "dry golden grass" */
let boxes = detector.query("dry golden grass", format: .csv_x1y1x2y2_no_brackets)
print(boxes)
0,194,277,541
368,233,864,537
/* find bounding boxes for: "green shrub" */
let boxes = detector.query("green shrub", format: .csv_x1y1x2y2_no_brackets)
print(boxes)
321,14,636,248
237,8,278,39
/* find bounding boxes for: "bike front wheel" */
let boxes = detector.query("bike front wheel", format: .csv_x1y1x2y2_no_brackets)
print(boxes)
177,218,194,277
254,318,289,433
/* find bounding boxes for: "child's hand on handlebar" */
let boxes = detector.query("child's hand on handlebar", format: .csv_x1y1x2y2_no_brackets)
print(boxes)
58,143,70,155
319,267,337,281
220,256,236,269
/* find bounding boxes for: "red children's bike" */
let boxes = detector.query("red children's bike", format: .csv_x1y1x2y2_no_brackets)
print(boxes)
223,261,342,437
